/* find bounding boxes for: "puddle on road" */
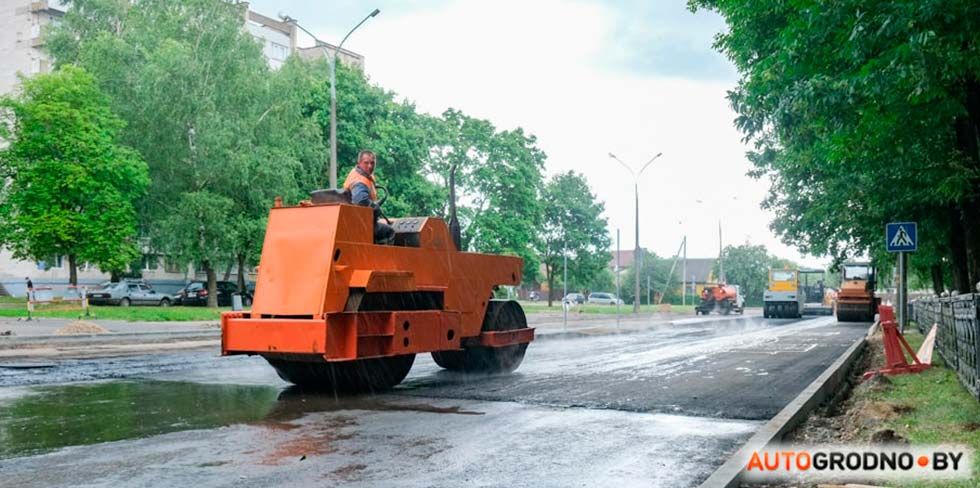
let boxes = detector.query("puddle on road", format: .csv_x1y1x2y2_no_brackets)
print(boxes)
0,381,279,459
0,380,482,460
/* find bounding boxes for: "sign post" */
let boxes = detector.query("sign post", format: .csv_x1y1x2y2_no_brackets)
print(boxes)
886,222,918,332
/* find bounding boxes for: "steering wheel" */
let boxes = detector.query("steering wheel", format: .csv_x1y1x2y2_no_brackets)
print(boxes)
374,185,392,224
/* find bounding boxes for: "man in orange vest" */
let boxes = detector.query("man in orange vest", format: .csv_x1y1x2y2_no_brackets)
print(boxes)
343,150,395,244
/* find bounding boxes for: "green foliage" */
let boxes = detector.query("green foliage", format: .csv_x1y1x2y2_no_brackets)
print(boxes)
589,269,616,294
620,250,676,305
690,0,980,292
712,243,794,305
306,61,443,217
538,171,612,304
40,0,597,297
48,0,324,303
0,65,148,284
431,109,546,281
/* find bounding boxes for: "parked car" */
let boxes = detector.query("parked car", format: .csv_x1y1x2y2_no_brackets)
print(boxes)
527,291,541,302
562,292,586,305
85,279,172,307
587,292,625,306
174,281,252,307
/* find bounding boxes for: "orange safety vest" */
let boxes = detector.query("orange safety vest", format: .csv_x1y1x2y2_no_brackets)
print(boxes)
342,167,378,201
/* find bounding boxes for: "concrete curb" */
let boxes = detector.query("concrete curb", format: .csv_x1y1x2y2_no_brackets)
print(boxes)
0,329,220,349
698,322,875,488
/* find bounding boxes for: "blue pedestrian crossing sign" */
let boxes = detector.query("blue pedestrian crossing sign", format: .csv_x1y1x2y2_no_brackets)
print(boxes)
886,222,917,252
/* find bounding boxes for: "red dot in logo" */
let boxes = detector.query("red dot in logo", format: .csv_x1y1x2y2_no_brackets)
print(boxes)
918,456,929,467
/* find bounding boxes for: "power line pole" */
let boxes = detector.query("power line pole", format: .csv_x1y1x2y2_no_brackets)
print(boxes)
682,235,687,306
563,237,568,331
615,228,620,328
718,220,725,282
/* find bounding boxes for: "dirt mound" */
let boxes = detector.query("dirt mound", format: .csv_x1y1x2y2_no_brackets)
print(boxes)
54,321,109,335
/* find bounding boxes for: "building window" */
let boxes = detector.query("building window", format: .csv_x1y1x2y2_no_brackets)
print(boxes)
268,41,288,60
164,258,182,274
142,254,159,271
37,255,63,270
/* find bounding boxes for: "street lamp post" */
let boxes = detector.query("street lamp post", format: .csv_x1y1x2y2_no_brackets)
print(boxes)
281,9,380,188
609,151,663,313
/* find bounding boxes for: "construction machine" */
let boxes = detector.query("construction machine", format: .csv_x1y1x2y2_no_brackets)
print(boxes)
763,268,803,318
220,172,534,392
799,268,834,316
695,283,743,315
836,261,878,322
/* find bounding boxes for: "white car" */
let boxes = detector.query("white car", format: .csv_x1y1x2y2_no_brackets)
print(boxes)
587,292,624,305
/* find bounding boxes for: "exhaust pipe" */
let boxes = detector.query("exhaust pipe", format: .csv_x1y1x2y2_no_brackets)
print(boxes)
448,164,461,250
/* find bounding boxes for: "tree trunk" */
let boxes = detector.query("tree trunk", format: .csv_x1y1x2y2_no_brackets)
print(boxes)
237,253,247,292
222,263,232,282
68,254,77,286
962,199,980,290
546,262,554,307
949,206,971,293
204,260,218,308
954,80,980,291
930,263,944,296
110,271,120,283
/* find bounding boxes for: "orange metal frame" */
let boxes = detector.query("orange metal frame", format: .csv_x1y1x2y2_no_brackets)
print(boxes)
221,202,534,362
863,305,930,378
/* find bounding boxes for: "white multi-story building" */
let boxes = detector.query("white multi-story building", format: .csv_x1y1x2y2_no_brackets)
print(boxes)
0,1,63,96
0,0,364,296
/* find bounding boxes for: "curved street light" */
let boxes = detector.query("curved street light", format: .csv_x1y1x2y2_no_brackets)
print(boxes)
609,151,663,313
281,9,381,188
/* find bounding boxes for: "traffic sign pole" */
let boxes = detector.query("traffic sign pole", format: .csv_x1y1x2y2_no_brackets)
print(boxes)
897,251,907,333
885,221,916,333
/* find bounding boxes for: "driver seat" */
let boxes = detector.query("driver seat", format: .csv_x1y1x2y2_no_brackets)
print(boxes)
310,189,351,205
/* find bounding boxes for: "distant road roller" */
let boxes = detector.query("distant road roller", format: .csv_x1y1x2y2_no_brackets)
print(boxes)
763,268,803,318
220,187,534,392
836,262,878,322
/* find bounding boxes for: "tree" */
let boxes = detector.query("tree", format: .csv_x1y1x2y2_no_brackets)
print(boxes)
306,61,444,217
48,0,322,306
431,109,546,281
538,171,612,306
0,65,148,285
621,250,677,305
690,0,980,293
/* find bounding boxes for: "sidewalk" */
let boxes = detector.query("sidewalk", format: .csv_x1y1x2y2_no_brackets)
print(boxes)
0,317,218,338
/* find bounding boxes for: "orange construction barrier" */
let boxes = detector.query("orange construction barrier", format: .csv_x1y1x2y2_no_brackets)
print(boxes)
863,305,930,379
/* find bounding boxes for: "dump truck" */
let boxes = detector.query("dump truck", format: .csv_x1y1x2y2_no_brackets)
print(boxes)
799,268,834,316
763,268,803,318
695,283,743,315
836,261,878,322
220,176,534,392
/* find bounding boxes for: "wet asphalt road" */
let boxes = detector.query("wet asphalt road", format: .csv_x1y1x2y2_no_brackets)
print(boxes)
0,315,869,487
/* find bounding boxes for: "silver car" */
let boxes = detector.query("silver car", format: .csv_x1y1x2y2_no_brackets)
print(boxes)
587,292,625,305
85,280,172,307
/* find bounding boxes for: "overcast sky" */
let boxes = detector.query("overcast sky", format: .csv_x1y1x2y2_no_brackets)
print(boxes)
250,0,826,267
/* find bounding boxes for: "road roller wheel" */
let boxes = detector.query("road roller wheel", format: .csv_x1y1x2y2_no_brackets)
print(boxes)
432,300,529,373
266,354,416,392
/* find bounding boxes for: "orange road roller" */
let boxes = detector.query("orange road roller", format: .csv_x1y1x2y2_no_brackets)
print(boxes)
220,188,535,392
